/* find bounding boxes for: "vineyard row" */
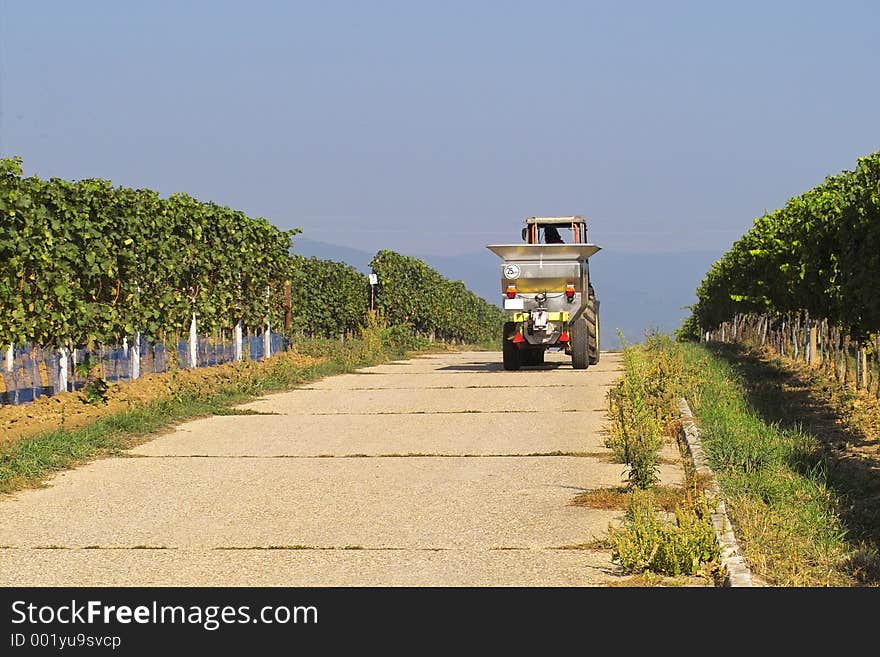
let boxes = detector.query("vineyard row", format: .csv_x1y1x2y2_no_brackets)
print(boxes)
682,150,880,395
0,157,503,404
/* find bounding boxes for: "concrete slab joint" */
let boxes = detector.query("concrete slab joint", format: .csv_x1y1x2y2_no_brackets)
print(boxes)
676,397,756,587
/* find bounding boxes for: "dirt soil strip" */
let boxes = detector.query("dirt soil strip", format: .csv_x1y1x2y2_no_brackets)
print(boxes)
0,350,688,586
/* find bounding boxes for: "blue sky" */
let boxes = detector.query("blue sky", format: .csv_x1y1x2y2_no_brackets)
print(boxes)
1,0,878,259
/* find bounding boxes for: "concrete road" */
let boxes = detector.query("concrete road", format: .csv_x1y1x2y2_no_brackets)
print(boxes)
0,350,685,586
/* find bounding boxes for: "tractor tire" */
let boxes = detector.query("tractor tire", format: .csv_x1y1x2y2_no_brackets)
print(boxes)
588,302,600,365
502,322,521,371
570,317,589,370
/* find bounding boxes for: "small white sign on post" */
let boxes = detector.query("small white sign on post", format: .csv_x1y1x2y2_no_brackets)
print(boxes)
369,273,379,311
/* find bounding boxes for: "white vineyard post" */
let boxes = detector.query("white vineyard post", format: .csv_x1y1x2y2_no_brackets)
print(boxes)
236,271,244,362
234,322,243,362
131,331,141,380
58,347,69,393
189,313,198,368
263,285,271,360
130,284,141,379
5,344,12,373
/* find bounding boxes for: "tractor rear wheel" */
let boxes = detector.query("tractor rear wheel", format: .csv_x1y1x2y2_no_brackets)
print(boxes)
588,302,600,365
570,317,589,370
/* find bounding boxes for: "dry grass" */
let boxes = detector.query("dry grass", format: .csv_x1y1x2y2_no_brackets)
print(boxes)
553,539,613,551
569,485,687,513
569,487,630,509
0,350,325,445
606,573,712,587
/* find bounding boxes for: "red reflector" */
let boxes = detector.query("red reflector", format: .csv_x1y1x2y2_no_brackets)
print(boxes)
559,332,569,342
565,284,575,301
512,332,525,343
506,285,516,299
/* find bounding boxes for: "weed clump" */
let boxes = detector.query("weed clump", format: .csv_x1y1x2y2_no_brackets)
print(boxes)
605,331,683,489
609,487,719,578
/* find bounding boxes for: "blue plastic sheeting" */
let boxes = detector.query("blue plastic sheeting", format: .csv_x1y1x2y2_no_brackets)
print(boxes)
0,332,291,407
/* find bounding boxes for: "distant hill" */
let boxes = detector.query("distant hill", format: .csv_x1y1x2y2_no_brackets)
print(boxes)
291,237,720,350
592,249,721,347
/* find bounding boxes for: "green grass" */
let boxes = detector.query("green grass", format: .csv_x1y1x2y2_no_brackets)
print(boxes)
602,334,720,582
0,325,441,495
604,333,880,584
674,340,880,586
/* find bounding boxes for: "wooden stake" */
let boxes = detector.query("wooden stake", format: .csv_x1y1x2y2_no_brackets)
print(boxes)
809,322,818,366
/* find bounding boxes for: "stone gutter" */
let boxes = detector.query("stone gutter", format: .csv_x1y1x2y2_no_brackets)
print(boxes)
676,398,757,587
